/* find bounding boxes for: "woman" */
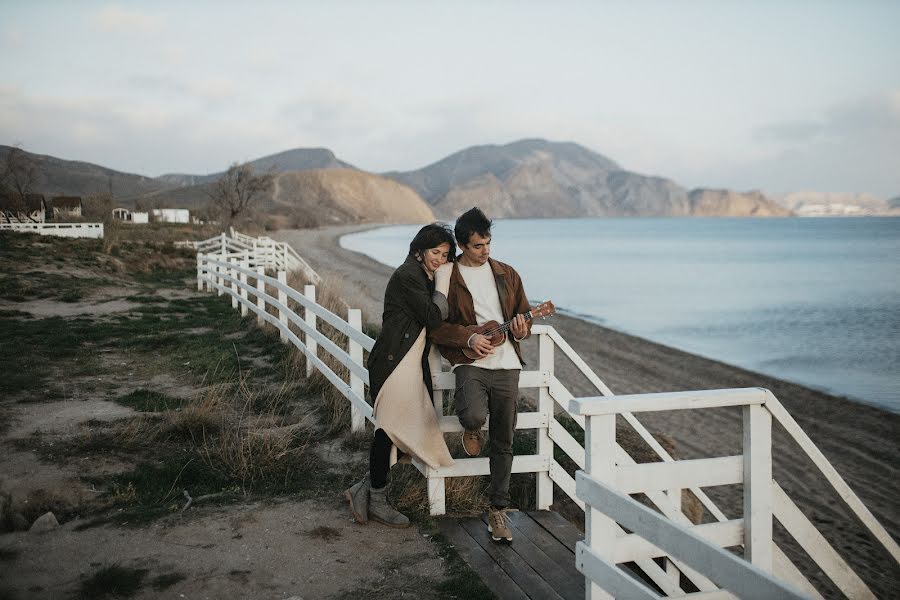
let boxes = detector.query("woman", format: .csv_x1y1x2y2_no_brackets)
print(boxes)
344,223,457,527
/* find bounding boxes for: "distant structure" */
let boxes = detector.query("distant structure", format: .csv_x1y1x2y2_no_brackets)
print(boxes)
49,196,82,219
0,193,47,223
112,208,149,224
151,208,190,223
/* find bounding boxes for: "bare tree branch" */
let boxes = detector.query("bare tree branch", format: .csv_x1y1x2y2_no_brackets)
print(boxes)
206,162,274,223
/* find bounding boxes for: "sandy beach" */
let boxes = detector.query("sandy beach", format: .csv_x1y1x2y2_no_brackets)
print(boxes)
273,224,900,597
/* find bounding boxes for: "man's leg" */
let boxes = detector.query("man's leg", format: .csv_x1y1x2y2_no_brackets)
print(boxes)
454,365,489,455
486,369,519,508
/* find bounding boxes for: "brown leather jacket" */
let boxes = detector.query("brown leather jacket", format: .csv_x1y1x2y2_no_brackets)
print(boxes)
429,258,532,366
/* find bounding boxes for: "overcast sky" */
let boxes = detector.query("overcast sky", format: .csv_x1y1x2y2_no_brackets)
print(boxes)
2,1,899,196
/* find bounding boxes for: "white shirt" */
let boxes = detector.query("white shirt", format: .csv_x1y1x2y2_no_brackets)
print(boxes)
455,262,522,371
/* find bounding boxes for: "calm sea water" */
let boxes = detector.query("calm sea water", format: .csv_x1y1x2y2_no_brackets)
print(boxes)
341,218,900,413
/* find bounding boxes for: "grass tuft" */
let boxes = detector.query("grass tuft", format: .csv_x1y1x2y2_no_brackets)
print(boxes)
78,564,148,599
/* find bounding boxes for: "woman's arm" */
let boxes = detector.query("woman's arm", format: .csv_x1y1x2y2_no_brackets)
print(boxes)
395,268,445,331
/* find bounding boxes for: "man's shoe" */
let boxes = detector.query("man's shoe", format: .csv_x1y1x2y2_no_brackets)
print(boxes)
487,507,513,544
343,475,370,524
369,487,410,528
462,429,483,457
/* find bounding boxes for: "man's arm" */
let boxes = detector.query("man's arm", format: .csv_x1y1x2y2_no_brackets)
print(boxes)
509,269,533,341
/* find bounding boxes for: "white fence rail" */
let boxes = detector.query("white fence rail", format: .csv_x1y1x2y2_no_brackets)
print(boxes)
194,242,897,599
0,222,104,239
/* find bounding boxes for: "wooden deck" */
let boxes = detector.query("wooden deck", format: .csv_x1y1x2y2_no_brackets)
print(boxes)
438,510,585,600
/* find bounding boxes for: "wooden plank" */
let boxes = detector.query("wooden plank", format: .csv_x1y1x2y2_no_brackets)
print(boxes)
615,455,744,494
459,518,565,600
509,512,576,569
743,404,773,570
772,483,875,600
437,518,527,600
570,388,767,416
575,542,660,600
482,513,584,600
576,472,809,600
615,520,744,563
438,411,546,433
527,509,583,551
429,454,548,478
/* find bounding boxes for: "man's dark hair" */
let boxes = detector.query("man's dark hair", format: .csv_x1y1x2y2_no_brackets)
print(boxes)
408,222,456,261
454,207,492,247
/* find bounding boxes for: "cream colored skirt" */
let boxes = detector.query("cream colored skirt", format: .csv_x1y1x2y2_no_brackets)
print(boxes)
373,328,454,470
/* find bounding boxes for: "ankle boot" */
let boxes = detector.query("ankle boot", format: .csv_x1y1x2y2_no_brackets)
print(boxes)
369,486,410,528
344,475,370,524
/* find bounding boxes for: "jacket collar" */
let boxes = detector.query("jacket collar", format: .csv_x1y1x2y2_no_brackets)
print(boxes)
453,257,507,276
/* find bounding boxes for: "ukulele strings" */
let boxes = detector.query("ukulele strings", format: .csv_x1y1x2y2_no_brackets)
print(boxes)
478,311,535,338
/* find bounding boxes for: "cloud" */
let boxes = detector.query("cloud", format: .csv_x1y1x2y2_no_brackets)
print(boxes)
92,5,162,34
700,91,900,196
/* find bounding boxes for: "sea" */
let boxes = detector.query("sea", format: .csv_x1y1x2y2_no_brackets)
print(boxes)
341,217,900,414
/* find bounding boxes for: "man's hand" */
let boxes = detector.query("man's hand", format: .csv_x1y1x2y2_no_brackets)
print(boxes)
468,333,494,357
509,314,529,340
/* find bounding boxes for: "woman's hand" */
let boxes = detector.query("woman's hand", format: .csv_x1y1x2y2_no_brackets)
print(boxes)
468,333,494,357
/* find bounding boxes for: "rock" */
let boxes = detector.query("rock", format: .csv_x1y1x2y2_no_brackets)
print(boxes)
29,512,59,533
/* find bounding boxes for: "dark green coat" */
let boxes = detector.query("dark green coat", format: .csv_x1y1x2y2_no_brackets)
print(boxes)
367,256,447,402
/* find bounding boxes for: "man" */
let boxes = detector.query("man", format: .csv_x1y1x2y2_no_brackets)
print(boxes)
431,207,532,544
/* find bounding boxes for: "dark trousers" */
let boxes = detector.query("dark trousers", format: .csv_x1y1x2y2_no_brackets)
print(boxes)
453,366,520,508
369,428,392,489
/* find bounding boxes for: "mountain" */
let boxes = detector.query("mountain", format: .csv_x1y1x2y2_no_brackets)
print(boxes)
266,169,434,228
156,148,356,187
0,145,171,200
385,139,788,218
773,192,900,216
688,189,791,217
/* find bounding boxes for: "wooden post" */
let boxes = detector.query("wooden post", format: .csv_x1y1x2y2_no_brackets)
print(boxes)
428,469,447,516
220,232,227,256
196,254,204,291
743,403,773,572
277,271,288,343
304,285,317,377
215,257,223,297
665,488,684,584
582,413,616,600
239,260,248,317
537,331,554,510
234,257,238,308
256,266,265,326
348,308,365,433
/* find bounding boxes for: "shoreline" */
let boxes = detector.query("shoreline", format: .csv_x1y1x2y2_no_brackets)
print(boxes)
273,224,900,596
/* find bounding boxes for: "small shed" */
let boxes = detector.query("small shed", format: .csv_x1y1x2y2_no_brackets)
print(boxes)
151,208,190,223
50,196,83,218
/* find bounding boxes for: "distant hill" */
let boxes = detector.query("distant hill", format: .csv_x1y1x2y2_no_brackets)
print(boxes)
156,148,356,187
773,192,900,216
688,189,791,217
385,139,788,218
266,169,434,228
0,145,171,200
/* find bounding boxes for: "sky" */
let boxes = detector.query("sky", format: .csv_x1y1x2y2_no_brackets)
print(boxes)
1,1,899,197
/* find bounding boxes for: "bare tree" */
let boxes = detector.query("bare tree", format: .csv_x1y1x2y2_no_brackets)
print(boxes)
1,144,38,202
206,162,274,223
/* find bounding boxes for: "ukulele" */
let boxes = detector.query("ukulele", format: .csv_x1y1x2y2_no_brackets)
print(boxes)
462,301,556,359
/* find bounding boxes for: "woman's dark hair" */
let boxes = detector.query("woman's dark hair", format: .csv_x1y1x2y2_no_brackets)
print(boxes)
409,222,456,261
454,206,492,246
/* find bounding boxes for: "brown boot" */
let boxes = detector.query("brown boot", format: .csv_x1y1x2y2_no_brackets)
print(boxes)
462,429,483,456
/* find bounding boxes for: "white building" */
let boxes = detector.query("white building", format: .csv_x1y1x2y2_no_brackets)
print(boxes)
152,208,190,223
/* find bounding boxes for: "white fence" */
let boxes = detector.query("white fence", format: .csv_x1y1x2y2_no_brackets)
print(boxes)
0,222,104,239
194,239,898,600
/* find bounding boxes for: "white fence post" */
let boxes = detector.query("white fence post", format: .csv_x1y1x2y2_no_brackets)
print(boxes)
304,285,317,378
277,271,288,343
348,308,365,433
743,403,773,571
196,254,204,291
537,331,554,510
220,232,227,256
230,258,238,309
256,266,265,326
240,259,249,317
582,413,616,600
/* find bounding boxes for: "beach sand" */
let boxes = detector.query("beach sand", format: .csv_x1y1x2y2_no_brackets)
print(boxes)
273,225,900,597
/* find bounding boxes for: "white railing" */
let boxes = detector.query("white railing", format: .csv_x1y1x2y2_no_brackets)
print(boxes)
187,229,320,284
194,249,897,599
570,388,898,599
0,222,104,239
